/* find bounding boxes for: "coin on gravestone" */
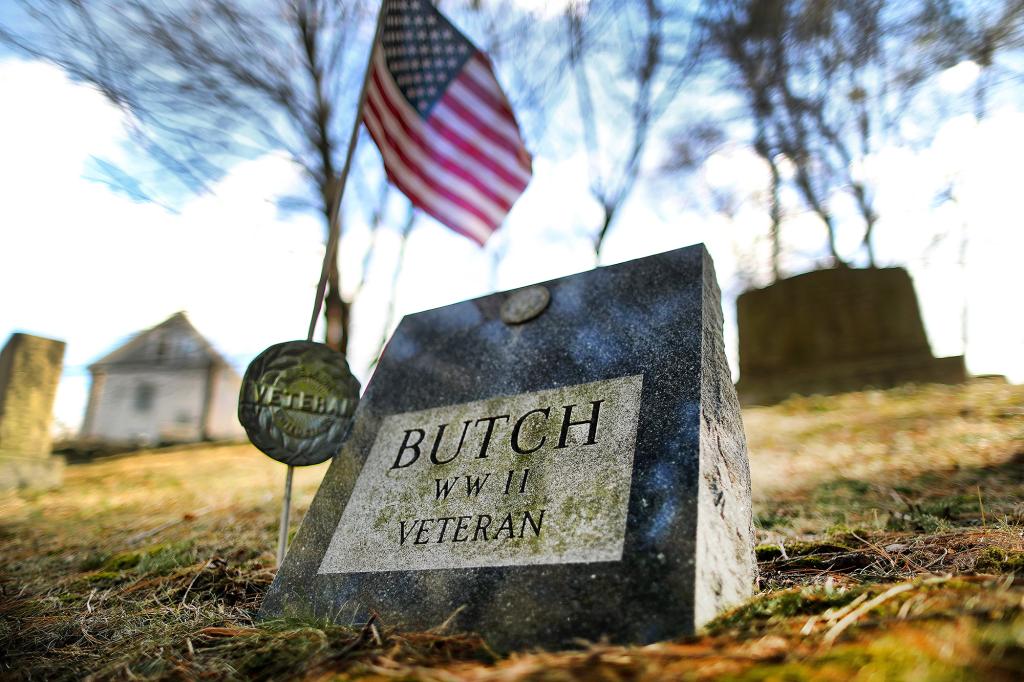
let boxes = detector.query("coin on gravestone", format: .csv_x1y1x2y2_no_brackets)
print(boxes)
500,285,551,325
238,341,360,466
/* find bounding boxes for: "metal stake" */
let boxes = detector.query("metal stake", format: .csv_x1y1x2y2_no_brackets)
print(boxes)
276,465,295,568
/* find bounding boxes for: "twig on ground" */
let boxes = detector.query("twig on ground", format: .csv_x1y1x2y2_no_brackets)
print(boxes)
851,532,896,569
822,577,949,647
337,614,378,657
822,592,869,625
431,605,467,634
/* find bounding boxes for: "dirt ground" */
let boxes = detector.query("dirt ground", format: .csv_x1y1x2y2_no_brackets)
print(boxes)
1,379,1022,680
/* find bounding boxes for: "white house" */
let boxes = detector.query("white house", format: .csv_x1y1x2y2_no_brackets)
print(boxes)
81,312,244,444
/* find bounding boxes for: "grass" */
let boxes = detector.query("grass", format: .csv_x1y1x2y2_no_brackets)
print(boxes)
1,379,1022,680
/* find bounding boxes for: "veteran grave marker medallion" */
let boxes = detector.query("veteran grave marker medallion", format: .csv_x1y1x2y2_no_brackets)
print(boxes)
239,341,360,467
260,244,756,651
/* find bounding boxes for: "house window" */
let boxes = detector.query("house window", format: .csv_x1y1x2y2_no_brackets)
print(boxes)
134,383,155,412
155,336,168,361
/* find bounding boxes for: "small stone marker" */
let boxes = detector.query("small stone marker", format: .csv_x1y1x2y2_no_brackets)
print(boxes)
261,244,756,650
0,333,66,490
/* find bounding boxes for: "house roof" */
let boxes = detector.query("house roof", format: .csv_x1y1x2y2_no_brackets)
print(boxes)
89,312,232,372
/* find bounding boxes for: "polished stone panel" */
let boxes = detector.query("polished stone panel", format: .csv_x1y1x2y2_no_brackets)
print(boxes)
318,375,643,574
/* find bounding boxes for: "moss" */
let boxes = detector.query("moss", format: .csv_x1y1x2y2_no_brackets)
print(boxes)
814,479,871,502
96,541,196,576
83,570,126,585
723,633,974,682
974,548,1024,575
754,511,793,530
706,587,865,634
920,494,978,520
973,614,1024,673
102,550,143,571
887,511,951,533
226,628,329,680
135,540,197,575
78,551,110,571
755,538,857,562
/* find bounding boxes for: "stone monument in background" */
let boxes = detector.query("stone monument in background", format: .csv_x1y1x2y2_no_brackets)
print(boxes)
736,267,966,406
0,333,66,490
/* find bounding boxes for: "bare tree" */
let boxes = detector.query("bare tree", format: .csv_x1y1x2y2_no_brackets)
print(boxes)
1,0,382,354
695,0,949,269
564,0,701,259
908,0,1024,352
912,0,1024,119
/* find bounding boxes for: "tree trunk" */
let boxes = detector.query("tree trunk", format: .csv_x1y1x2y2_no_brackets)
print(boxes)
324,261,348,355
769,164,782,281
593,204,616,262
825,217,846,268
791,163,846,268
754,127,782,281
862,217,877,268
319,184,348,354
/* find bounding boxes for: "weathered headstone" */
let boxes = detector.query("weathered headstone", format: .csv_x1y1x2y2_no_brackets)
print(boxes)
736,267,966,405
261,244,755,650
0,333,66,490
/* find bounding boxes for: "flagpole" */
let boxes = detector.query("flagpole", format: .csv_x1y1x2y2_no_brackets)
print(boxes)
277,4,387,570
306,3,388,343
276,464,294,567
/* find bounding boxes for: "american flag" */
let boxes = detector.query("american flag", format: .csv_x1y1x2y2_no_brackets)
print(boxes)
363,0,532,245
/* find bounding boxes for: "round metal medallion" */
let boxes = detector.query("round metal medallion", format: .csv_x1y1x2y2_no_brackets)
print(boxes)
238,341,360,466
500,285,551,325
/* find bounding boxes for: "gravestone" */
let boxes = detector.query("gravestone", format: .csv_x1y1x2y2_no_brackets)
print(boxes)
0,333,66,490
261,244,755,650
736,267,966,406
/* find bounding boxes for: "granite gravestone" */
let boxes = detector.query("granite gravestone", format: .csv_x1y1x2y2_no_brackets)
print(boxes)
0,333,66,490
261,244,755,650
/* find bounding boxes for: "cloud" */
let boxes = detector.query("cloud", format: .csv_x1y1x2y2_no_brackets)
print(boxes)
937,61,981,95
0,58,326,430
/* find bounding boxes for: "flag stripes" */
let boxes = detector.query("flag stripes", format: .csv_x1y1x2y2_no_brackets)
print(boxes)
362,1,531,245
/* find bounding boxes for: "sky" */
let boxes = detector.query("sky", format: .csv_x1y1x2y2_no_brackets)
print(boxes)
0,19,1021,436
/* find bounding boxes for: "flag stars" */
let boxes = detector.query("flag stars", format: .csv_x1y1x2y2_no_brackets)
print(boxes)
380,0,474,115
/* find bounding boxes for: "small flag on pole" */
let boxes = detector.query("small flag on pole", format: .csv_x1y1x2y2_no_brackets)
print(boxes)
363,0,532,245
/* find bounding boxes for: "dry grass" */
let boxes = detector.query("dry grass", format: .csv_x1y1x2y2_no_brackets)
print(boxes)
1,379,1022,680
